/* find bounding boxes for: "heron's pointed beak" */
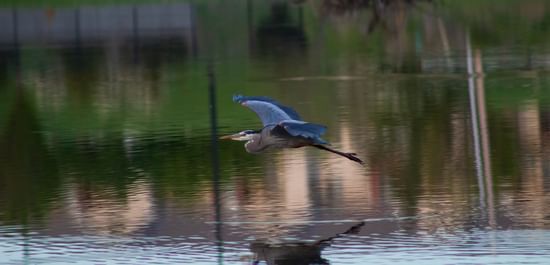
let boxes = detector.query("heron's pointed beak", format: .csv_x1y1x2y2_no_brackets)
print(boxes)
219,133,240,140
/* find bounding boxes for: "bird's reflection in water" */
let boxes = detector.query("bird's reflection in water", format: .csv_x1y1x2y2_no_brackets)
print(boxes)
249,222,365,265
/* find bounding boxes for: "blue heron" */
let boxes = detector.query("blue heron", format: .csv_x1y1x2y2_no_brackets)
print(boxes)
220,95,363,164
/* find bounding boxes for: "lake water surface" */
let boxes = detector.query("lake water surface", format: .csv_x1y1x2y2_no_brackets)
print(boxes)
1,1,550,264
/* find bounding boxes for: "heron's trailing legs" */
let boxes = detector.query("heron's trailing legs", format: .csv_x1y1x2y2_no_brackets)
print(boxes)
313,145,363,164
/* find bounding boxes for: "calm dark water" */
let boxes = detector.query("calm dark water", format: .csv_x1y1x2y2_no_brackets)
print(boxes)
1,1,550,264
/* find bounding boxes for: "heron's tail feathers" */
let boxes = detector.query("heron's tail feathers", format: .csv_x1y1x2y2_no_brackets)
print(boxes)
313,144,363,164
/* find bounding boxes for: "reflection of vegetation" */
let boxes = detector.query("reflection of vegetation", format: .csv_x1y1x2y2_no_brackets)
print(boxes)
253,2,307,58
0,88,60,224
61,48,104,105
0,51,20,130
0,119,264,225
361,77,476,212
438,0,550,46
122,37,188,95
0,81,16,132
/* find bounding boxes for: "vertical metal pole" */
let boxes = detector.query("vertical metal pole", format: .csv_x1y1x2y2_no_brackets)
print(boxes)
75,7,81,48
208,63,223,264
132,6,140,64
246,0,254,51
12,8,28,263
190,5,198,59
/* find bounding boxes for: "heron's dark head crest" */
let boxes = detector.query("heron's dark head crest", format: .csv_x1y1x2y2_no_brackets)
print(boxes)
242,129,259,135
233,94,245,103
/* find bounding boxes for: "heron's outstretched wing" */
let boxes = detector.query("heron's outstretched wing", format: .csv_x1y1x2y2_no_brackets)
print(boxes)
233,95,302,126
278,120,328,145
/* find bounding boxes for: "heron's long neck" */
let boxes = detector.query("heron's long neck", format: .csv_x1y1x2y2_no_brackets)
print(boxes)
244,133,264,153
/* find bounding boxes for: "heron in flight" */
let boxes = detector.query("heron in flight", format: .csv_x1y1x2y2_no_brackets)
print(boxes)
220,95,363,164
